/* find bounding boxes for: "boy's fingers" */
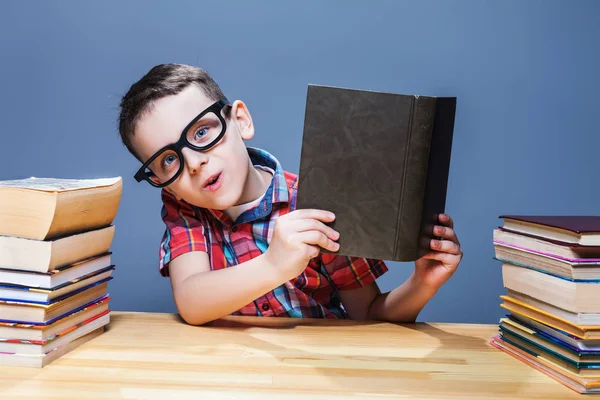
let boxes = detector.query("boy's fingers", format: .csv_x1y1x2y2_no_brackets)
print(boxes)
290,209,336,222
430,239,461,255
439,213,454,229
420,251,461,268
295,219,339,240
295,231,340,252
433,225,459,244
304,244,320,259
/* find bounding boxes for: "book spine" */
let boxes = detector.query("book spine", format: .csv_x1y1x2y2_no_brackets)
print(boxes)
418,97,457,258
393,96,438,260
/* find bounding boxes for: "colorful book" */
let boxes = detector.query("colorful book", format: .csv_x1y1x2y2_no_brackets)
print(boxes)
499,330,600,376
490,335,600,394
499,215,600,247
0,266,114,303
493,227,600,259
0,253,112,288
0,284,108,324
500,318,600,361
494,239,600,280
0,296,109,340
0,327,104,368
507,314,600,352
0,310,109,355
500,295,600,339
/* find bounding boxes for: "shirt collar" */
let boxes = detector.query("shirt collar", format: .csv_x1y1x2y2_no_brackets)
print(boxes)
207,146,289,225
247,146,289,205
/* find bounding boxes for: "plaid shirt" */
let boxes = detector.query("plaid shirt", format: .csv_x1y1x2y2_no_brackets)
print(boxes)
158,147,388,319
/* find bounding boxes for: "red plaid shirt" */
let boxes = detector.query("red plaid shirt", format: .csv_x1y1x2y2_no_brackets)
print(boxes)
158,147,388,319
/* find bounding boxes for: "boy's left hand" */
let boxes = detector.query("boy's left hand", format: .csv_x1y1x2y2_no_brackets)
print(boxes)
414,213,463,291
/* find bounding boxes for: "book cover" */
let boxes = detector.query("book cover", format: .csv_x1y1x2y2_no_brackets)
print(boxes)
500,215,600,234
489,336,600,394
499,295,600,339
0,296,109,329
0,252,113,288
500,215,600,246
0,294,110,325
296,84,456,261
0,309,110,346
0,276,113,305
500,317,600,357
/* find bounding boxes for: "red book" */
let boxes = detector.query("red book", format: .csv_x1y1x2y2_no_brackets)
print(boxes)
499,215,600,246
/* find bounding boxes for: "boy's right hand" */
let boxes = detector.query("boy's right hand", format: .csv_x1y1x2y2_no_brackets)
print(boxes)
264,209,340,281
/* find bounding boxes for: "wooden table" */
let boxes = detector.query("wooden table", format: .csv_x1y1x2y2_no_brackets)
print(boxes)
0,312,582,399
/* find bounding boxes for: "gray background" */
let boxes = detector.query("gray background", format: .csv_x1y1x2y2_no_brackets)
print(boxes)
1,1,598,323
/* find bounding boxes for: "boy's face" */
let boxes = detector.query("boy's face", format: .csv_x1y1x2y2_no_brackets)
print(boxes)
131,84,254,210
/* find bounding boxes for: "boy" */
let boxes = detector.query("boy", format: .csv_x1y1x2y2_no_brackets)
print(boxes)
118,63,463,325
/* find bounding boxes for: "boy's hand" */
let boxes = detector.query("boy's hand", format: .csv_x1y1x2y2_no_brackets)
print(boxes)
414,213,463,291
264,209,339,281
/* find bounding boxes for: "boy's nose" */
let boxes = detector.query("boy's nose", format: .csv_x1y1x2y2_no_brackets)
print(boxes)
181,147,208,175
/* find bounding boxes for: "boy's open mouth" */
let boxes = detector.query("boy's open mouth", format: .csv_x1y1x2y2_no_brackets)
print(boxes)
203,172,222,190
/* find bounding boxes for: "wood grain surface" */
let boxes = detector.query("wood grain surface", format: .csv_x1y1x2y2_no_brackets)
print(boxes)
0,312,582,399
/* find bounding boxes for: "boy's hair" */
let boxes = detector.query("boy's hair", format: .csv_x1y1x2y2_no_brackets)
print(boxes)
118,63,229,161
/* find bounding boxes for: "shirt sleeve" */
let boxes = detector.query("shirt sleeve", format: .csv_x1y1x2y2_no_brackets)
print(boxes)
320,253,388,290
158,189,208,277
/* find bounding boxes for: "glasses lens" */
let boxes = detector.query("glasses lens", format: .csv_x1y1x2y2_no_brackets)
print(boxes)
146,149,181,185
185,111,224,149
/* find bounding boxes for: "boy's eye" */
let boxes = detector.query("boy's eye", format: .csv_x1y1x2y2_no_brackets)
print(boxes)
194,127,208,141
162,154,178,168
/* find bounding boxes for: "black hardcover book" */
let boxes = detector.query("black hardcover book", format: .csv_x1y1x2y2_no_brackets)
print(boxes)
296,84,456,261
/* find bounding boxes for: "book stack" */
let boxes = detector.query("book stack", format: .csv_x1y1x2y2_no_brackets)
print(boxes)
489,215,600,394
0,177,122,367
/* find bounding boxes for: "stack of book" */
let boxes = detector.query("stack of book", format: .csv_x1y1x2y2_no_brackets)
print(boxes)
0,177,122,367
490,215,600,394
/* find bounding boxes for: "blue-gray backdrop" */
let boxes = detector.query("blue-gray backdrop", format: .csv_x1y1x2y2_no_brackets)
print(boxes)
1,1,598,323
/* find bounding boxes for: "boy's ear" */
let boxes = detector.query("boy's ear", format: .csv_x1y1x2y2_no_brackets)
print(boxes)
229,100,254,141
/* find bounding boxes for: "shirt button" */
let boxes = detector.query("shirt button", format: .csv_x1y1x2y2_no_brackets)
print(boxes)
231,226,237,232
261,303,270,311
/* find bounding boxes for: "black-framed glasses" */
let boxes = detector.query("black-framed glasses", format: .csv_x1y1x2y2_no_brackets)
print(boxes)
134,99,230,188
